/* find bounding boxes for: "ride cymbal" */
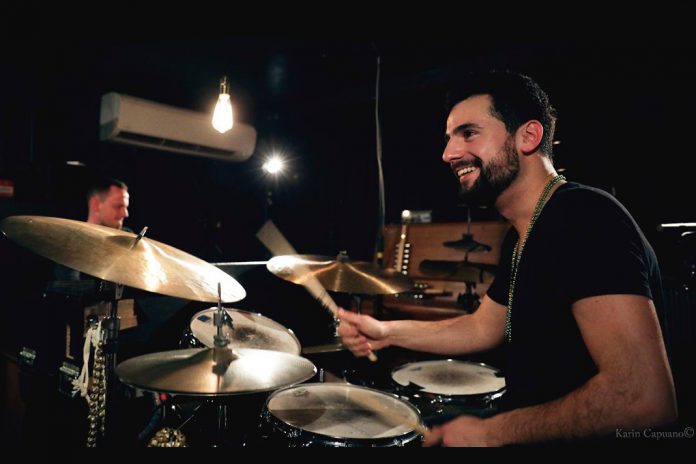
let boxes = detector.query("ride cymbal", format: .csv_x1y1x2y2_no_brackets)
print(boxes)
1,215,245,303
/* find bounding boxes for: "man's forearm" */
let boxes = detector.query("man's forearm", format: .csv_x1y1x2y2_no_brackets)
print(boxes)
384,314,498,355
484,372,676,445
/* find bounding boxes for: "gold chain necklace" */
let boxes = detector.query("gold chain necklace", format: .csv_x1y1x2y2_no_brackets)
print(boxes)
505,175,565,342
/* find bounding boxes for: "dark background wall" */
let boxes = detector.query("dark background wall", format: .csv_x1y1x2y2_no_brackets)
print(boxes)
2,37,694,266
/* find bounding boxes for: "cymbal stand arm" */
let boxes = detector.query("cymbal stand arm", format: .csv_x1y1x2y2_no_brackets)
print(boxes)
351,293,363,315
213,282,231,348
130,226,148,249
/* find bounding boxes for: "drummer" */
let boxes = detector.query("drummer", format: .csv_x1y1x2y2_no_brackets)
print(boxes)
54,177,130,280
337,71,677,446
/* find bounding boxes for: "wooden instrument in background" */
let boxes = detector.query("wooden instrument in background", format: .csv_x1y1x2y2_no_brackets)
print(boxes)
378,220,510,320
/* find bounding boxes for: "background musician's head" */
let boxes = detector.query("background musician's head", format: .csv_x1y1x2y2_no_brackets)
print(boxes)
86,178,129,229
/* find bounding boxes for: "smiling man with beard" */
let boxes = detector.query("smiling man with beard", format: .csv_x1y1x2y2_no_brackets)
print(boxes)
337,71,677,446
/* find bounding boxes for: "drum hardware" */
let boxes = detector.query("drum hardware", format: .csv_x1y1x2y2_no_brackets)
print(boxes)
118,284,317,447
18,346,37,368
393,282,453,300
456,281,481,312
57,361,81,398
1,215,248,446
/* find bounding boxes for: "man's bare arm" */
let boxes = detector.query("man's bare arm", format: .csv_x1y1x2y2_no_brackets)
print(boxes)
483,294,677,445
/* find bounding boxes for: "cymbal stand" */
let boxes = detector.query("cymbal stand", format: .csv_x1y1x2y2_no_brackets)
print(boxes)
351,293,364,315
456,281,481,312
211,283,235,446
89,227,147,446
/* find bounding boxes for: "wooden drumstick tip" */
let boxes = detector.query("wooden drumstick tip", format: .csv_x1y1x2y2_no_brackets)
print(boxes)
367,351,378,362
417,423,431,439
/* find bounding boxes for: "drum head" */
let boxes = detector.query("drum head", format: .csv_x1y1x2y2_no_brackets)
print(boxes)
267,383,420,440
391,360,505,396
190,307,301,354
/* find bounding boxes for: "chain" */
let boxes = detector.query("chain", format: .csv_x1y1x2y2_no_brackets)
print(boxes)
86,338,107,447
505,175,565,342
148,428,188,447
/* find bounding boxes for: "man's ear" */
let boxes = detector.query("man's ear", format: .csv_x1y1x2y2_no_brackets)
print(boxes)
517,120,544,156
88,196,101,214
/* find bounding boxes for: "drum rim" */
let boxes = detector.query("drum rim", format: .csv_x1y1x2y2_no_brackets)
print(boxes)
264,382,424,443
390,359,506,397
190,306,302,354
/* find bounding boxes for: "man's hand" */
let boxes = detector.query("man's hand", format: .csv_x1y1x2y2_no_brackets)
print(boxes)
336,308,389,357
423,415,497,447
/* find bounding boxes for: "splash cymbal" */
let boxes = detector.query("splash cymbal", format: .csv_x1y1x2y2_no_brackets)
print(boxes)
267,253,414,295
189,307,301,354
1,215,245,303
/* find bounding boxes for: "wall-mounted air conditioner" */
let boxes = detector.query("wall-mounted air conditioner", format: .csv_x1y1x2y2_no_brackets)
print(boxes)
99,92,256,162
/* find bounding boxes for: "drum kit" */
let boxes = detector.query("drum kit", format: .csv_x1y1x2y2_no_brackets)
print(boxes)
1,215,506,447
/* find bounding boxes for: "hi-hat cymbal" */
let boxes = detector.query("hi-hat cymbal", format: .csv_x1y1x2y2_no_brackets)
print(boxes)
116,347,316,395
1,215,245,303
443,234,492,252
301,340,347,355
267,253,414,295
419,259,497,282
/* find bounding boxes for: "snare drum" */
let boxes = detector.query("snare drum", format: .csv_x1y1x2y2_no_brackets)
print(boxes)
259,383,423,447
183,307,301,355
391,360,505,423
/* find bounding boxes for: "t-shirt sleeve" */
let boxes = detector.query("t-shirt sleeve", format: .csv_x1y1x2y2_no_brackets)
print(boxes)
558,192,652,304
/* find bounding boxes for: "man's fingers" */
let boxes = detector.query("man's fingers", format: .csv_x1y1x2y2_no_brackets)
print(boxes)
422,426,443,447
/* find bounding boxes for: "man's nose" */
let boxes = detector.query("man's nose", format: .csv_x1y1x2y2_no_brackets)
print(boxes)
442,141,460,164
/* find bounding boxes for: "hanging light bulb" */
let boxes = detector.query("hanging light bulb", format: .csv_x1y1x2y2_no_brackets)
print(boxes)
212,76,234,133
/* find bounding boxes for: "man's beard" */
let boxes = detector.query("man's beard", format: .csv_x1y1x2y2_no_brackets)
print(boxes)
458,136,520,207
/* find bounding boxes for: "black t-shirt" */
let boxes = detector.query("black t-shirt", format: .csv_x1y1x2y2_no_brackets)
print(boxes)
487,182,663,411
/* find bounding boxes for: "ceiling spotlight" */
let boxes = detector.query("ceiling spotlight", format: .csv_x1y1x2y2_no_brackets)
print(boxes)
263,156,285,175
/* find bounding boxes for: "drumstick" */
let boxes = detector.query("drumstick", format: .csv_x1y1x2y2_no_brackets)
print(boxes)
256,220,378,362
330,388,430,438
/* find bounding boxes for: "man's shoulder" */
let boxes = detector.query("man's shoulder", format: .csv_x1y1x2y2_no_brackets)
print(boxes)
553,182,633,220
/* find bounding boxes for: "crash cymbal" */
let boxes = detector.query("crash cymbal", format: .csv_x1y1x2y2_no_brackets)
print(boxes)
116,347,316,395
443,234,492,252
419,259,497,282
267,253,414,295
1,215,245,303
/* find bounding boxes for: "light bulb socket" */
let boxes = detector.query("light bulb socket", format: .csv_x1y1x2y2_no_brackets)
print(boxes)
219,76,229,95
